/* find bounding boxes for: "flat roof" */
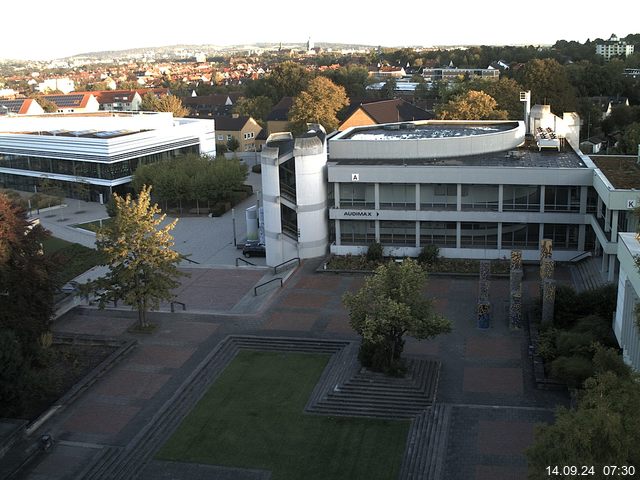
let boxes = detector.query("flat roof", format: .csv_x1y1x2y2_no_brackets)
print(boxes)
591,155,640,189
341,122,518,140
331,144,586,168
21,129,145,139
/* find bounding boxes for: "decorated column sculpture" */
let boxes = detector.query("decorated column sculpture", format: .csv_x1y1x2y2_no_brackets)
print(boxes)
541,279,556,324
477,260,491,328
509,250,523,329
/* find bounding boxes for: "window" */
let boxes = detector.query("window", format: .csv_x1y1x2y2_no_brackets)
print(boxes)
340,220,375,245
339,183,374,208
460,223,498,248
420,222,456,247
226,134,232,141
543,224,579,250
217,134,223,141
421,184,456,210
461,185,499,211
379,184,415,209
502,223,540,248
544,186,580,212
503,185,540,211
379,221,415,246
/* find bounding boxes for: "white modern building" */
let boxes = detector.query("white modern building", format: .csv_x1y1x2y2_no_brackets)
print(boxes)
37,78,75,94
615,233,640,371
596,34,635,60
0,112,216,202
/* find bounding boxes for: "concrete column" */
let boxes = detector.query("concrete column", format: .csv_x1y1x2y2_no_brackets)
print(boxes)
456,222,461,249
334,182,340,208
578,224,586,251
539,185,545,213
335,219,341,246
597,196,603,218
457,184,462,211
374,183,380,210
542,279,556,324
497,223,503,250
579,186,588,214
415,183,420,211
608,254,616,282
498,184,504,213
602,252,608,274
611,210,619,239
605,207,611,232
375,220,380,242
415,221,420,248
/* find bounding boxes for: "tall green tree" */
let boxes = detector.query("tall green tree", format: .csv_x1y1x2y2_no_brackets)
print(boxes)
88,186,186,328
343,259,451,373
514,58,577,114
233,95,273,124
322,65,371,100
527,352,640,479
289,77,349,134
0,194,55,350
266,61,312,101
437,90,508,120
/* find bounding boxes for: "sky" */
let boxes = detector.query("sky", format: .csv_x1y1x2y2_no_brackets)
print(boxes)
1,0,638,60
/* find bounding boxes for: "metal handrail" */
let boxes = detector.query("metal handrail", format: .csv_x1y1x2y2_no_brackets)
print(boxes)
170,301,186,312
180,255,200,264
273,257,300,274
236,257,256,266
254,277,283,296
568,251,593,263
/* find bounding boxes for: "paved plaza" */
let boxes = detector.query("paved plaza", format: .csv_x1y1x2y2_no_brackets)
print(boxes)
6,257,572,480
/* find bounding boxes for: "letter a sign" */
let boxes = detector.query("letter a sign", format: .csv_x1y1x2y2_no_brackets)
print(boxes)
351,173,360,182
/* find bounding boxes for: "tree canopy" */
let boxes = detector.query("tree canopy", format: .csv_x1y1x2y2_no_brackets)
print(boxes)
87,186,186,328
232,95,273,124
514,58,577,114
527,349,640,479
288,76,349,134
343,259,451,373
437,90,508,120
140,93,189,117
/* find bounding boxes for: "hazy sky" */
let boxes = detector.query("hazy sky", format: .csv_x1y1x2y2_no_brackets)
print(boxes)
2,0,638,60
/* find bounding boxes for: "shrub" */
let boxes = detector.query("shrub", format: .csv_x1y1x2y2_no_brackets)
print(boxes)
105,196,117,218
554,330,596,358
366,242,384,262
554,284,617,328
536,327,559,362
550,355,594,388
571,314,616,347
417,245,439,265
592,345,631,379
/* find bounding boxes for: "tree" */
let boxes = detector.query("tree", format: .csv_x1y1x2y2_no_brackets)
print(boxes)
322,65,371,100
265,61,312,101
343,259,452,373
288,77,348,134
379,78,397,100
437,90,508,120
0,194,55,351
233,96,273,124
527,361,640,479
226,136,240,152
87,186,186,328
140,93,189,117
466,77,525,119
619,122,640,155
514,58,577,114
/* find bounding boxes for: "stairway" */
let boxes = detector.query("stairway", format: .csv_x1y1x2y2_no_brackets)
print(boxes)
570,257,609,292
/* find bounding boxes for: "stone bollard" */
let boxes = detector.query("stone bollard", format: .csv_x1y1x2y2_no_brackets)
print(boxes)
509,268,523,329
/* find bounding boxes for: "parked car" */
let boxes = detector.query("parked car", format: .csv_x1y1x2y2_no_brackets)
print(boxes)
242,240,266,258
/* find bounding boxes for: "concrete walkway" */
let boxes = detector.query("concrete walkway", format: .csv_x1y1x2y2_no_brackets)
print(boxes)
13,260,570,480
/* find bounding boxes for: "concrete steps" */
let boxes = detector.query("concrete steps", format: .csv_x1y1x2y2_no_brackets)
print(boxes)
571,257,608,293
399,403,452,480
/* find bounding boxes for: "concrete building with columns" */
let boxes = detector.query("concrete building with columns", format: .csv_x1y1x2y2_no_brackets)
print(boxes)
614,233,640,371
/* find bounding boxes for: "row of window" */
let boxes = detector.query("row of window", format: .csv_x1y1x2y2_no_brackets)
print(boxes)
338,183,583,212
0,146,199,181
339,220,580,250
216,132,256,141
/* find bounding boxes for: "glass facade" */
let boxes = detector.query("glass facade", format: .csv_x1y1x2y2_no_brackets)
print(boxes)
460,222,498,248
340,220,376,245
379,221,415,246
0,145,199,182
543,223,579,250
503,185,540,211
420,221,456,247
544,186,580,212
461,185,499,211
420,184,456,210
339,183,375,208
502,223,540,248
379,184,415,209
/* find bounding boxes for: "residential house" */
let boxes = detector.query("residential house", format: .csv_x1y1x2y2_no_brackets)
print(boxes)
40,93,100,113
0,98,45,116
37,78,75,94
338,99,434,131
214,115,262,152
183,93,242,117
74,90,143,111
266,97,294,135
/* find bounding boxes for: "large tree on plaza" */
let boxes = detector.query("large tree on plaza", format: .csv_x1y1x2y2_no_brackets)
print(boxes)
343,259,451,373
0,194,55,350
140,93,189,117
288,76,349,134
87,186,186,328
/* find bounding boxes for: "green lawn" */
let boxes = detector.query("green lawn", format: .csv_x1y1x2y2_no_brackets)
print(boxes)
42,237,104,284
73,217,113,233
157,350,410,480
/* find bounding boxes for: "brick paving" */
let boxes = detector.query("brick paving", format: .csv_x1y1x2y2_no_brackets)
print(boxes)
15,259,573,480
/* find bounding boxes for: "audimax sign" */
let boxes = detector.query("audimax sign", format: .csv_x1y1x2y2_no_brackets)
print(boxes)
341,210,380,217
